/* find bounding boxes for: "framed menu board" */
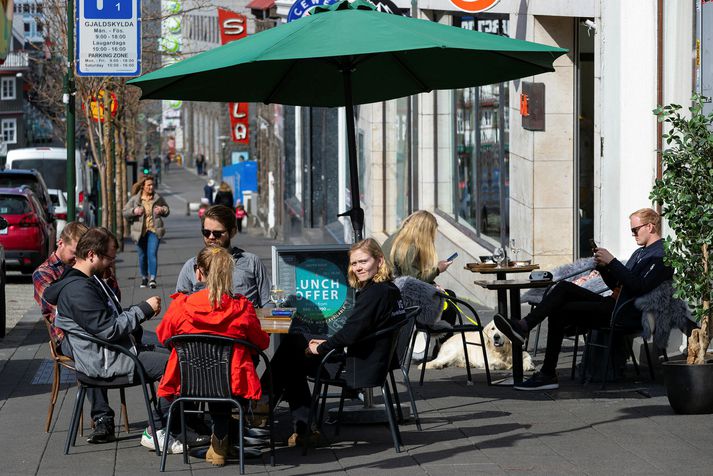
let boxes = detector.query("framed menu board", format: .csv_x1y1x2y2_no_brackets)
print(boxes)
271,244,355,336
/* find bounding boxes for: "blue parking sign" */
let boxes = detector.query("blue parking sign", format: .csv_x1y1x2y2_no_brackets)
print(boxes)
83,0,133,20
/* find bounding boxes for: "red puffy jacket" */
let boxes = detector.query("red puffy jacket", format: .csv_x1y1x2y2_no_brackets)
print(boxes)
156,290,270,400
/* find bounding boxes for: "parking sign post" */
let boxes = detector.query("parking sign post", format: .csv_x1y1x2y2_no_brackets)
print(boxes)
76,0,142,77
65,0,76,221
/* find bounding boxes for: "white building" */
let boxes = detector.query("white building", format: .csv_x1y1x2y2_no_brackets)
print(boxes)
277,0,698,307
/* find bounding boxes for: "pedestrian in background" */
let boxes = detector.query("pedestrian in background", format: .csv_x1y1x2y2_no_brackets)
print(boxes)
164,152,172,172
153,155,162,185
203,179,215,205
214,181,234,212
123,175,170,289
195,153,205,175
235,203,248,233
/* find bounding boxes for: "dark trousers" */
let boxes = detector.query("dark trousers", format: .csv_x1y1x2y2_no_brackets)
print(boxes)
524,281,615,376
155,398,230,439
264,334,341,415
236,217,243,233
61,340,167,421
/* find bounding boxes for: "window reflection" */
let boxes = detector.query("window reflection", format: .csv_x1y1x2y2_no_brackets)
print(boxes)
454,15,509,245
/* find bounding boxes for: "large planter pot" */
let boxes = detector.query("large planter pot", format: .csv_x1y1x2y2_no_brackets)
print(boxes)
662,361,713,414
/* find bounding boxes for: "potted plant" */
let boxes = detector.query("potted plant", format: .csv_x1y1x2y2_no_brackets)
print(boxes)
650,94,713,413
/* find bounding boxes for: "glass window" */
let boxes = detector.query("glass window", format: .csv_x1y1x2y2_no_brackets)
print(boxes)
451,15,509,246
0,195,30,214
1,77,15,100
2,118,17,144
384,97,410,232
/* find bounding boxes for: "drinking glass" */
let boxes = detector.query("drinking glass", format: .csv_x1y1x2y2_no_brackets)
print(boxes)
509,239,520,262
270,286,285,308
493,247,506,267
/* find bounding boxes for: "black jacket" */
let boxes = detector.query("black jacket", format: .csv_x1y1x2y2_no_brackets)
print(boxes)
318,280,405,388
598,239,673,326
214,190,234,210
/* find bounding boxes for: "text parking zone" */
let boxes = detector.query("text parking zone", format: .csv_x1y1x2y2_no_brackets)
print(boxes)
77,0,141,76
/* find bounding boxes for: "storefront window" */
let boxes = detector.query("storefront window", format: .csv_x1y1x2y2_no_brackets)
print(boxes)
452,15,509,246
384,97,410,232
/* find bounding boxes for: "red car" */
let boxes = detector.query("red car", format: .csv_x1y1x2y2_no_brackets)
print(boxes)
0,187,56,274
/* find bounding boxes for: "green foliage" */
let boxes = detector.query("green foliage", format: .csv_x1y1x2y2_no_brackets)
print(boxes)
650,95,713,323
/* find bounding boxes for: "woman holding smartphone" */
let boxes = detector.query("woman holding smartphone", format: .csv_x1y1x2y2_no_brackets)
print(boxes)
381,210,454,284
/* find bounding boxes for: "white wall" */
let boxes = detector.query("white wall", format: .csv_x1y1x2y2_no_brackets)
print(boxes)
598,1,658,259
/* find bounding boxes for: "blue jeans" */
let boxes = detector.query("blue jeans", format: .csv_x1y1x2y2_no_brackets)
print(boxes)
137,231,160,279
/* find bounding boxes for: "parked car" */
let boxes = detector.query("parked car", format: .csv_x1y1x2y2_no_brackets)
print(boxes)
0,215,6,338
0,169,56,247
0,187,56,274
48,189,67,238
6,147,94,224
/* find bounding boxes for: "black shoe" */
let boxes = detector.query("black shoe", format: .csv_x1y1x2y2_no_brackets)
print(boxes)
140,277,148,288
87,417,115,444
514,371,559,391
177,428,210,448
148,279,157,289
493,313,526,346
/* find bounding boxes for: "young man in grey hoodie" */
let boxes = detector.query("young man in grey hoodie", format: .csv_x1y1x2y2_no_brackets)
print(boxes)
44,227,164,444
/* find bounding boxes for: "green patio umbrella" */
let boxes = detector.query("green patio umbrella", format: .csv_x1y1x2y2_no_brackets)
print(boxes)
128,0,566,239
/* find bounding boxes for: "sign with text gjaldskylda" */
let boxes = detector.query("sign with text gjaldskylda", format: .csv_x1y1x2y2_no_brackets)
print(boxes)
76,0,141,76
272,245,355,337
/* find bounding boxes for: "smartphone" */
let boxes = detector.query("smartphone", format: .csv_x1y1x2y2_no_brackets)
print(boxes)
446,252,458,262
588,238,598,250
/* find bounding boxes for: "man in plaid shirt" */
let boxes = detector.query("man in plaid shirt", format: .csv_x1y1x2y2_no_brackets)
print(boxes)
33,222,89,344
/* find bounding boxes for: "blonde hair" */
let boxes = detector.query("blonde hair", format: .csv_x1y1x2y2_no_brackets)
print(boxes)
347,238,393,289
389,210,438,278
196,246,234,309
630,208,661,234
218,181,231,192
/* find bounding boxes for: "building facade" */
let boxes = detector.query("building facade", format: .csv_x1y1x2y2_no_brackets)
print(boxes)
274,0,698,307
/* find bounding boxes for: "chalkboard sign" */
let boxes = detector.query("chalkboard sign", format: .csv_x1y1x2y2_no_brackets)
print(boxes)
271,244,355,336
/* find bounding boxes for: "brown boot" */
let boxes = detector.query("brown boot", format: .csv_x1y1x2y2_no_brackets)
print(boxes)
205,434,230,466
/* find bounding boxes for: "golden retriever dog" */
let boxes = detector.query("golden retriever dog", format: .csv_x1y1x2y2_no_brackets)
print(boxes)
421,320,535,371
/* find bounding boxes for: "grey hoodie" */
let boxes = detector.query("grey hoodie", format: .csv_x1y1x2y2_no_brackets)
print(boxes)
44,268,154,382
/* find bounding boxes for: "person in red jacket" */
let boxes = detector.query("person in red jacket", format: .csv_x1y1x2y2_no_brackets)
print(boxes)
142,246,269,466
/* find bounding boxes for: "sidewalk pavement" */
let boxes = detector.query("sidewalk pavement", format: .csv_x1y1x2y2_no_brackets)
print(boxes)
1,166,712,475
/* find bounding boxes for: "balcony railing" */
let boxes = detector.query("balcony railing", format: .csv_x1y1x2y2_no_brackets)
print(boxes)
0,52,30,70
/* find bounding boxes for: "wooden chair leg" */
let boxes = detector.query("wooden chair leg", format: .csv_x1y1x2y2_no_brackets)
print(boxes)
45,362,61,432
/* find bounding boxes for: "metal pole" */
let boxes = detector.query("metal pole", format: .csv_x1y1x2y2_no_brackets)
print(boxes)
341,66,364,242
65,0,76,221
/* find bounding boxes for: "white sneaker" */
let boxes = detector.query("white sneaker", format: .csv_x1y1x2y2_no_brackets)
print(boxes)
140,427,184,454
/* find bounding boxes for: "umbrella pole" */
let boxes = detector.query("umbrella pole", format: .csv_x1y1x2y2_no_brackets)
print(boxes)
340,67,364,242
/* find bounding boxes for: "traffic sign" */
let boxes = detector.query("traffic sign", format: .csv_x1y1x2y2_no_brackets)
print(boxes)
76,0,142,76
82,89,119,122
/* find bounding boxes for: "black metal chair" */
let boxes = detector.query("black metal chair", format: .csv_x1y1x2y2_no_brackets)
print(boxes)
305,313,415,455
580,296,659,389
159,334,275,474
408,292,492,386
62,330,162,457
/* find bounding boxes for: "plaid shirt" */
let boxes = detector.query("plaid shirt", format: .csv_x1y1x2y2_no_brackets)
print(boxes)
33,252,67,343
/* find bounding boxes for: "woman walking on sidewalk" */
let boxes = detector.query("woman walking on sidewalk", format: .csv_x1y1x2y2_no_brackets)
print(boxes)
123,175,170,289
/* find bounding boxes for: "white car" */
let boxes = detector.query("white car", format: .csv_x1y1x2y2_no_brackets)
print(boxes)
48,189,67,237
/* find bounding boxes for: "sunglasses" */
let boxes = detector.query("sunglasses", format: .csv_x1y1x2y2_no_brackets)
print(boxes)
631,223,650,236
201,228,228,239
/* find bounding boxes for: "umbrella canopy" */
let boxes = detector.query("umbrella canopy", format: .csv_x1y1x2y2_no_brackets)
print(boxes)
129,0,566,105
129,0,567,239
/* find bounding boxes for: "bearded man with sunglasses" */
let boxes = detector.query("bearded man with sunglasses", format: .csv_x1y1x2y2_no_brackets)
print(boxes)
176,205,271,307
494,208,673,390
